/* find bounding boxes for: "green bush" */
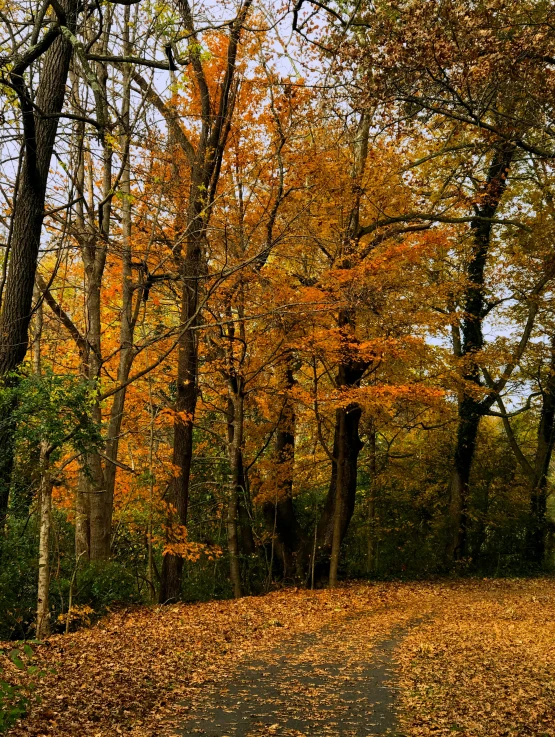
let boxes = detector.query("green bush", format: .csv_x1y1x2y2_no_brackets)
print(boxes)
75,561,140,611
0,522,40,641
0,644,41,733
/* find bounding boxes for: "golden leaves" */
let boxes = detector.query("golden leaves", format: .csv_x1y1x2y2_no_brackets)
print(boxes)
5,580,555,736
397,579,555,737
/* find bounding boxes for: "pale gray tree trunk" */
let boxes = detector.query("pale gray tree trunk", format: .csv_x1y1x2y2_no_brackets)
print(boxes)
36,442,53,639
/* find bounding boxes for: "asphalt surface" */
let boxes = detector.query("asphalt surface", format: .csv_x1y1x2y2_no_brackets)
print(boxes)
176,615,412,737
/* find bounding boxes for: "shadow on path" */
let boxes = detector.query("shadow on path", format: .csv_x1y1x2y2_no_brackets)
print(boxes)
176,614,419,737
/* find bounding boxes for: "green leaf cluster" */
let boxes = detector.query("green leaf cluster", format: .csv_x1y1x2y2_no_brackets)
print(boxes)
0,369,101,462
0,643,42,733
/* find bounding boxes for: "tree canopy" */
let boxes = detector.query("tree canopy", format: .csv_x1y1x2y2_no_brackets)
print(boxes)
0,0,555,640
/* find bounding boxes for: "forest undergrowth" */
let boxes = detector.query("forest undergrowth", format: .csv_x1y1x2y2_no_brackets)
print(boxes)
2,578,554,737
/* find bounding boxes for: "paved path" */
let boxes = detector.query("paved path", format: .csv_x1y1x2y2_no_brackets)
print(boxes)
176,615,416,737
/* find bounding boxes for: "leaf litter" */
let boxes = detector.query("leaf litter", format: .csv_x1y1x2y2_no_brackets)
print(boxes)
1,579,554,736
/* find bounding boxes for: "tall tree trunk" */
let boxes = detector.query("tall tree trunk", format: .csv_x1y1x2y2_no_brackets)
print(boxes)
72,11,125,562
329,409,346,587
84,241,109,560
315,398,364,574
227,392,244,598
86,50,113,561
103,15,139,548
261,113,370,584
527,336,555,563
446,144,515,562
71,81,91,563
64,21,136,561
0,2,77,374
366,419,378,574
321,115,371,582
446,399,480,560
159,229,202,602
36,443,53,640
222,284,251,597
310,303,366,581
263,357,301,578
158,0,252,601
0,0,78,532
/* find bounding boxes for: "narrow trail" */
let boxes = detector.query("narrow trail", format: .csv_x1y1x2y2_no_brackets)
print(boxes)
176,613,420,737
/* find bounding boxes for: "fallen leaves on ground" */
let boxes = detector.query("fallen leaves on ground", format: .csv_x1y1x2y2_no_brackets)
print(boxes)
2,585,410,736
397,578,555,737
176,594,420,736
2,579,555,736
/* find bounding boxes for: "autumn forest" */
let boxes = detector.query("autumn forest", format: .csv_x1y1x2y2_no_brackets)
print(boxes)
1,1,555,733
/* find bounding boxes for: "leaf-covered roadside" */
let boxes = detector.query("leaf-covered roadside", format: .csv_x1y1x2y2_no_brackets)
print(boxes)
3,579,555,736
2,584,413,737
397,578,555,737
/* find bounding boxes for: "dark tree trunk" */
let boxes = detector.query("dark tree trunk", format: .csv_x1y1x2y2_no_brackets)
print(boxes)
0,1,78,531
269,375,365,585
318,401,364,561
446,398,481,560
329,408,347,588
156,0,252,600
159,229,201,602
263,358,302,578
366,419,378,574
226,393,245,598
527,336,555,564
158,285,198,602
323,115,370,584
0,6,77,374
159,551,184,605
446,144,515,562
300,305,367,584
159,319,195,601
318,304,367,584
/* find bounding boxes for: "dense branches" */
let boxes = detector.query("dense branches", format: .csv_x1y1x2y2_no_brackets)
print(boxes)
1,0,555,639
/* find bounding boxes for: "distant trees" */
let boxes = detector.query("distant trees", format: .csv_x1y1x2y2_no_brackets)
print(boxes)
303,0,555,566
1,0,555,637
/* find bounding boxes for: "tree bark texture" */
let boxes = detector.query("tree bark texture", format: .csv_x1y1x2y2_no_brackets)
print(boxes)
159,0,252,601
316,401,364,569
0,1,78,375
159,229,202,602
329,409,346,588
227,393,245,598
366,419,378,574
0,0,78,532
263,358,302,579
36,443,53,640
527,336,555,563
446,144,515,562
